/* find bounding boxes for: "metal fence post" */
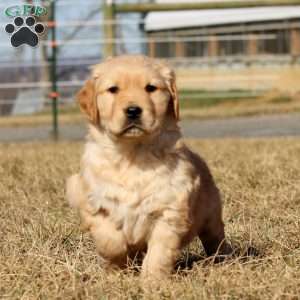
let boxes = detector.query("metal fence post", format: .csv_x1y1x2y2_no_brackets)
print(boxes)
50,0,58,140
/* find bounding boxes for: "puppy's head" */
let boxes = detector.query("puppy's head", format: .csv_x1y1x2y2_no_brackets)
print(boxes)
77,55,179,141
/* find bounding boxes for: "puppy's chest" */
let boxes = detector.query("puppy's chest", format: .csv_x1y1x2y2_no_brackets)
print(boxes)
87,162,194,245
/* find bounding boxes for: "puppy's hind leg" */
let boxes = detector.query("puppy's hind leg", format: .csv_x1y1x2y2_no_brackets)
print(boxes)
66,174,82,209
198,216,232,260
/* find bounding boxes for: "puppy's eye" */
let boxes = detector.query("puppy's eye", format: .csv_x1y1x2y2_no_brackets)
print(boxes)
145,84,157,93
107,86,119,94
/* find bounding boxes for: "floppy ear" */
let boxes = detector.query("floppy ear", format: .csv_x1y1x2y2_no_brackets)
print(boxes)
77,79,99,125
158,63,179,121
167,71,179,121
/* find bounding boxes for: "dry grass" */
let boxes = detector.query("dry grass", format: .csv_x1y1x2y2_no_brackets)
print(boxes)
1,139,300,299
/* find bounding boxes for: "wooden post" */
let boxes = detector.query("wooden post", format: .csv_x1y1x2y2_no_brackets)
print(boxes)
148,37,156,57
208,36,218,57
247,34,258,55
103,0,116,57
175,41,185,57
290,27,300,56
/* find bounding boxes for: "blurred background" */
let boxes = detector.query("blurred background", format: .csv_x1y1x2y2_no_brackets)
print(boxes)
0,0,300,141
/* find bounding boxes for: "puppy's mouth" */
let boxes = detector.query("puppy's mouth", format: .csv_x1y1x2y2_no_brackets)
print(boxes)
121,124,146,137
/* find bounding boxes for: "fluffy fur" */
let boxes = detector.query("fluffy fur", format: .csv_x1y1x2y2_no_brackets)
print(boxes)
66,55,231,280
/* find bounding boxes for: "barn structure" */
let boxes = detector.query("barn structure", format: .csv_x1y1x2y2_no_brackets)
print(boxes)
144,3,300,64
143,1,300,91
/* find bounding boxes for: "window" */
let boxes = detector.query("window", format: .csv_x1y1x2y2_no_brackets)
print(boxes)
155,41,173,58
185,41,207,57
219,36,245,56
258,30,290,54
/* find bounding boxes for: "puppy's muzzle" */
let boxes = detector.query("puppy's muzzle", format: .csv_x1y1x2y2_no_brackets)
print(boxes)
125,106,142,121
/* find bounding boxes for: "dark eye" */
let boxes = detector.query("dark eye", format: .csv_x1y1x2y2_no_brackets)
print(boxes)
107,86,119,94
145,84,157,93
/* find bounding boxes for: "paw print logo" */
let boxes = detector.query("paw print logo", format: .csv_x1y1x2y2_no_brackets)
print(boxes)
5,16,45,47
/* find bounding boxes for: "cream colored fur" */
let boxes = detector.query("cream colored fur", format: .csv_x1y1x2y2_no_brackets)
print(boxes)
66,55,231,281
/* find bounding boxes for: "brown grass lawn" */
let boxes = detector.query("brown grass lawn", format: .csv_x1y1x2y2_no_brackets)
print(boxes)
0,139,299,299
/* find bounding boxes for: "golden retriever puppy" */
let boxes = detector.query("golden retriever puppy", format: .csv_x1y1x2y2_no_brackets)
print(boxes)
66,55,231,280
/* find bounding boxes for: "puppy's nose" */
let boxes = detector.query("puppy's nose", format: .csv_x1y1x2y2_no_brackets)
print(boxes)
126,106,142,120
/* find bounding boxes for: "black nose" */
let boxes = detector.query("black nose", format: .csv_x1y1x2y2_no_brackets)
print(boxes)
126,106,142,120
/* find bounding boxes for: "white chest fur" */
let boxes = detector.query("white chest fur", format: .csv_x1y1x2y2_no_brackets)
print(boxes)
82,142,197,245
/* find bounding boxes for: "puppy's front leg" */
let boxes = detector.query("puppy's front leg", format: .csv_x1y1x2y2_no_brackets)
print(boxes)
90,215,128,269
142,222,181,280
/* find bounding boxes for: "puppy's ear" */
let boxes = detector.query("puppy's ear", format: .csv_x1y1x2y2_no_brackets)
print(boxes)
77,79,99,125
158,64,179,121
167,71,179,121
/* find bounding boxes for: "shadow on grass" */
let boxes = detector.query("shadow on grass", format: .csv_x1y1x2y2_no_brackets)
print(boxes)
176,244,260,272
91,242,261,276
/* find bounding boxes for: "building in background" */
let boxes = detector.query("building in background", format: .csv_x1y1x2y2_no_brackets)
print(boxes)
1,0,300,116
145,5,300,65
143,1,300,91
